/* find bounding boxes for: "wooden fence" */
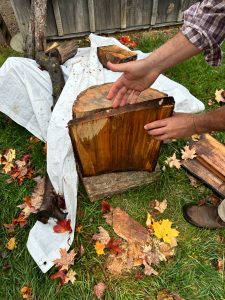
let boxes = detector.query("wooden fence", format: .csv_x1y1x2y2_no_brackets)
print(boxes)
11,0,198,40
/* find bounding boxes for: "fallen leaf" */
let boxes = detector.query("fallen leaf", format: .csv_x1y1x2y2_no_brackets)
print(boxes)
134,272,144,280
152,219,179,245
50,269,67,285
76,224,83,233
187,174,199,188
3,149,16,163
6,237,16,250
29,136,40,144
154,200,167,213
53,219,72,233
181,145,197,160
106,238,123,255
53,248,76,271
20,286,32,299
143,259,158,276
208,99,214,106
79,244,85,256
93,282,107,299
146,212,153,228
101,200,111,213
215,89,225,103
103,211,113,226
95,241,105,256
191,134,200,142
157,288,185,300
165,153,181,169
217,257,224,274
12,212,27,228
65,269,76,284
92,226,111,245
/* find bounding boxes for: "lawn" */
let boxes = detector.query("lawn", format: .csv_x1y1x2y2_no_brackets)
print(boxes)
1,31,225,300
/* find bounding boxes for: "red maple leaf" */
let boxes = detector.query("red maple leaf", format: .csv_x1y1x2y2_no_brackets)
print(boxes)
49,269,67,285
53,219,72,233
101,200,111,213
12,212,27,228
106,238,123,255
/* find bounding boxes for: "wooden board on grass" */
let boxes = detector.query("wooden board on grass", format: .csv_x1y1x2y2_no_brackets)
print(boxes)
182,134,225,197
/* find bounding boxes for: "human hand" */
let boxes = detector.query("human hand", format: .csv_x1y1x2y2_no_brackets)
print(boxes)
107,59,160,108
144,113,196,140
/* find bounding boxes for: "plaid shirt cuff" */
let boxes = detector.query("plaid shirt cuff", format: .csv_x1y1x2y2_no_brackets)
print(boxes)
181,25,222,66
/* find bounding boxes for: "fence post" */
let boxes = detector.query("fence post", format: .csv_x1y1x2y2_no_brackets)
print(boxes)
120,0,127,29
88,0,96,32
151,0,158,25
52,0,64,36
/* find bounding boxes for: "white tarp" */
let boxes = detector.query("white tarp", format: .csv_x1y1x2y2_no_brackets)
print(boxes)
0,34,205,273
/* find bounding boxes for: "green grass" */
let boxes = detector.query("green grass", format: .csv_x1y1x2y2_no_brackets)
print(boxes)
1,32,225,300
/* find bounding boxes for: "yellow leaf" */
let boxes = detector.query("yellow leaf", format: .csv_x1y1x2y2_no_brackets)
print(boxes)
146,213,152,228
191,134,200,142
20,286,32,299
6,237,17,250
65,269,77,284
152,219,179,245
4,149,16,162
95,241,105,255
3,162,14,173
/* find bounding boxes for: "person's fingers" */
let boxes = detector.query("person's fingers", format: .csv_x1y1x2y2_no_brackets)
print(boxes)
107,61,129,73
120,90,132,106
144,119,167,130
112,86,128,108
107,79,124,100
129,90,140,104
146,127,167,137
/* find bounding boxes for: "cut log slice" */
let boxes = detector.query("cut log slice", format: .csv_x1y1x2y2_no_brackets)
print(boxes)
73,82,167,118
69,84,174,177
97,45,137,69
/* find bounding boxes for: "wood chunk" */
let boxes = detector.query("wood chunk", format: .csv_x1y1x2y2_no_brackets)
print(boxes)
69,92,174,176
97,45,137,69
81,167,160,202
45,40,77,64
112,207,149,245
182,134,225,197
73,83,167,118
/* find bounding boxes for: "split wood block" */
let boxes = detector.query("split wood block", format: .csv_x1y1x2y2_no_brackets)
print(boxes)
182,134,225,197
97,45,137,69
45,40,77,64
68,83,174,201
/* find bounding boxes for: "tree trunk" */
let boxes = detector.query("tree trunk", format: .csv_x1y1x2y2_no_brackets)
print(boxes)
25,0,47,58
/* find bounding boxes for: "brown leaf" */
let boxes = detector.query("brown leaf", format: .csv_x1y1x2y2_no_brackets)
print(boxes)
20,286,32,299
50,269,67,285
157,289,185,300
101,200,111,213
92,226,111,245
181,145,197,160
143,259,158,276
106,238,123,255
103,212,113,226
217,257,224,274
215,89,225,103
93,282,107,299
53,248,76,271
112,207,148,245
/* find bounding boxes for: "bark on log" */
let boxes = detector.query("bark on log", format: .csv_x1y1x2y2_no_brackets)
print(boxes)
45,40,78,64
25,0,47,58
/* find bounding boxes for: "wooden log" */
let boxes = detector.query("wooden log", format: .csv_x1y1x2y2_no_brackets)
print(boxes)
182,134,225,197
73,82,167,118
97,45,137,69
81,165,161,202
45,40,78,64
69,84,174,177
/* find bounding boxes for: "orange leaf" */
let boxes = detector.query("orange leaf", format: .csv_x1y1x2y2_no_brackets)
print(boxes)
53,219,72,233
6,237,17,250
95,241,105,255
20,286,32,299
12,212,27,228
93,282,107,299
50,269,67,285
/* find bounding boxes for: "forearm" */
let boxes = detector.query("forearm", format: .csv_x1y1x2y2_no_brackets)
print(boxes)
194,107,225,134
144,32,201,74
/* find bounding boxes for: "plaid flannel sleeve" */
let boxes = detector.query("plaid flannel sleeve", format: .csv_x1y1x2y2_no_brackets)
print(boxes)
181,0,225,66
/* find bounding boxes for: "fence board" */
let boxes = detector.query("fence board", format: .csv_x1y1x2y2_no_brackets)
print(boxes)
10,0,30,38
156,0,181,24
126,0,153,27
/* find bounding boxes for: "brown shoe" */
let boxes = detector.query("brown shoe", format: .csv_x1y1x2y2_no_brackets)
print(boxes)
183,204,225,229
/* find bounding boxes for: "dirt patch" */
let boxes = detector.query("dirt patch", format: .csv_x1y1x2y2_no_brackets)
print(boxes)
0,0,19,36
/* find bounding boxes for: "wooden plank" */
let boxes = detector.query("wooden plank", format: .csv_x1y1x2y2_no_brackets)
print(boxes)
177,0,185,22
52,0,64,36
0,13,11,45
121,0,127,29
182,134,225,198
10,0,30,39
88,0,95,32
82,165,161,202
156,0,180,24
126,0,153,27
151,0,158,25
46,0,58,37
94,0,121,31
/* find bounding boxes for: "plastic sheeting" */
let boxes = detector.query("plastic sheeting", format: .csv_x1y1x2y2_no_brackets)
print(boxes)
0,34,205,273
